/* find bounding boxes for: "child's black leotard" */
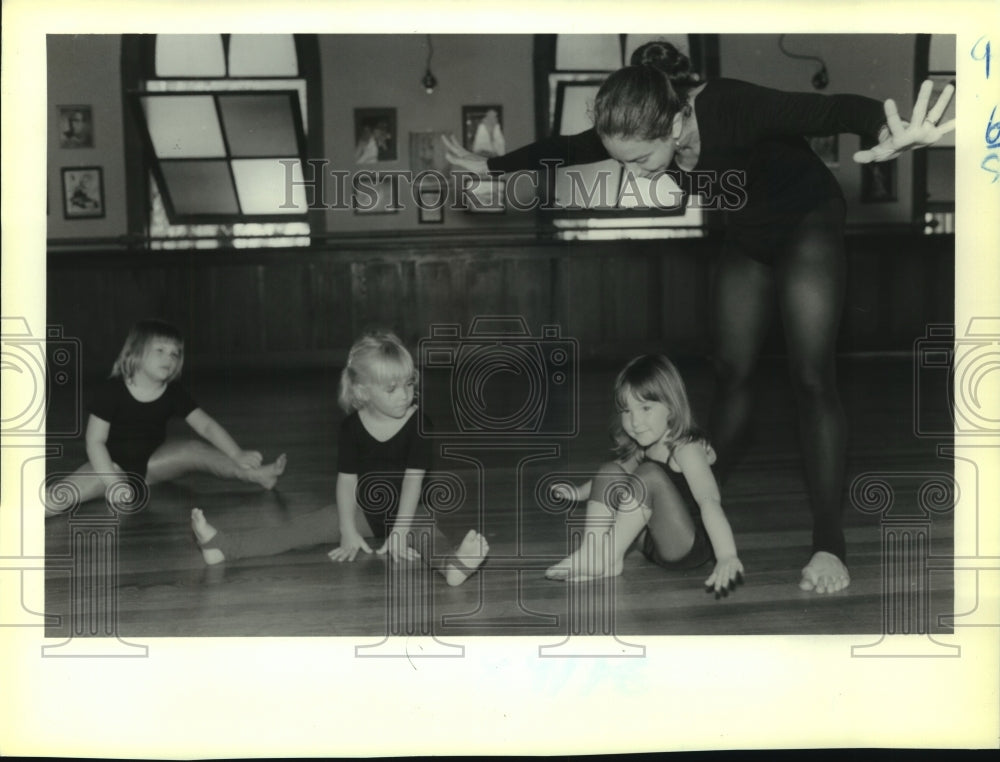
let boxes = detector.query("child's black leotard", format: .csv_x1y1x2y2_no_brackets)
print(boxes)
87,377,198,477
488,78,886,263
336,409,434,539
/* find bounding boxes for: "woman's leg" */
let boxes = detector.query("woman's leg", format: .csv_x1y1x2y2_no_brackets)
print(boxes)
709,244,777,483
775,199,851,593
147,440,286,490
191,503,364,564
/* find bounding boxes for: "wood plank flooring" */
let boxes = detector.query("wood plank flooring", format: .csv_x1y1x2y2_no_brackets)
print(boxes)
44,355,955,638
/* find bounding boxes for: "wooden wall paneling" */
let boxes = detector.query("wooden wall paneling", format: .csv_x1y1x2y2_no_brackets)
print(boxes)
353,259,408,341
206,264,265,361
414,258,466,340
507,255,554,332
602,251,655,353
308,258,356,354
259,262,309,355
554,251,604,358
888,249,927,347
660,245,712,356
463,256,508,324
842,244,883,352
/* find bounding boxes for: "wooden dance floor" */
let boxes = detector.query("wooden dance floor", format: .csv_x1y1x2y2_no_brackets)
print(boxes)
44,355,955,639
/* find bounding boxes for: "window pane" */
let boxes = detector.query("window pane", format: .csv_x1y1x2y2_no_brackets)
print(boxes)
556,35,622,70
926,149,955,204
229,35,299,76
928,34,956,72
142,95,227,158
231,158,308,214
218,93,301,157
624,35,691,66
557,83,601,134
928,75,956,147
155,35,226,77
160,160,240,215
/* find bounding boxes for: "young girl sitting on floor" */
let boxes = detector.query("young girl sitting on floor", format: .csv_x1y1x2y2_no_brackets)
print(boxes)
191,330,489,587
548,354,743,595
45,319,286,517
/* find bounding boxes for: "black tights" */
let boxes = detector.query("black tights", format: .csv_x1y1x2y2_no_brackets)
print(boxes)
709,198,848,561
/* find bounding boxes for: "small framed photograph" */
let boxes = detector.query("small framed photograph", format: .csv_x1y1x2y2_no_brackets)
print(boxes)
461,105,505,157
58,105,94,148
461,175,506,214
417,183,445,224
808,135,839,167
353,173,401,215
409,131,451,175
61,166,105,219
354,108,397,164
860,160,897,203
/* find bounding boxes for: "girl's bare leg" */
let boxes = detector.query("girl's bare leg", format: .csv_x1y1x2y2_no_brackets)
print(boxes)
44,462,127,517
191,503,353,564
147,440,286,489
546,462,652,581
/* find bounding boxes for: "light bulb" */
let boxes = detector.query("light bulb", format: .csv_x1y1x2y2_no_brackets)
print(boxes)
422,69,437,94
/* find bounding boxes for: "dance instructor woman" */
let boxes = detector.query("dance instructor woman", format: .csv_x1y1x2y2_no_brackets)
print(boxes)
443,41,954,594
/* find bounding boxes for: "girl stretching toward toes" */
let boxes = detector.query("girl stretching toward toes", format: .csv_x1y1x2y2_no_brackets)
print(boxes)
547,354,743,596
46,319,286,517
192,330,489,587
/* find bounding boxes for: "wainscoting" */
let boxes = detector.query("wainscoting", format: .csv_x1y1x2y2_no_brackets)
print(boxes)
47,230,953,376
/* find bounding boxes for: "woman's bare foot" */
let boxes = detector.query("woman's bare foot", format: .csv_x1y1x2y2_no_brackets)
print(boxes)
799,551,850,593
248,453,287,490
442,530,489,587
191,508,225,565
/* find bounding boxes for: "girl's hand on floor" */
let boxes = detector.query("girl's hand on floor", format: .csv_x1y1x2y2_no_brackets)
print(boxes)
377,528,421,562
704,556,745,598
233,449,264,469
328,532,372,562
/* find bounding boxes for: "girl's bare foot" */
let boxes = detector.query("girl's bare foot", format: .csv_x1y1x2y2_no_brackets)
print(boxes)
799,551,850,593
248,453,287,490
443,530,489,587
191,508,225,565
545,544,623,583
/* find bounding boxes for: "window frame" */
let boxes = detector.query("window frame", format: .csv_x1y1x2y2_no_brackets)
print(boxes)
121,34,324,247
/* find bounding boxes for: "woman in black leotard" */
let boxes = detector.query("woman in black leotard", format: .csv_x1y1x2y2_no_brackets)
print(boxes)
443,41,954,593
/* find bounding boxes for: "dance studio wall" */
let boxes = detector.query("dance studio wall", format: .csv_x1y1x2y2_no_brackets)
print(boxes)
718,34,916,227
45,33,926,243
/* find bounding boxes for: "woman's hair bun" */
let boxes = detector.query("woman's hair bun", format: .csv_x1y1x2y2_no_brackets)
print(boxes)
630,41,700,87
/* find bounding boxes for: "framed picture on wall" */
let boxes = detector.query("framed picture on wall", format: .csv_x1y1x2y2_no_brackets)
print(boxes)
409,131,450,175
61,166,105,219
354,108,397,164
58,105,94,148
461,175,506,214
461,105,505,158
860,160,897,203
808,135,839,167
417,184,445,224
353,173,401,215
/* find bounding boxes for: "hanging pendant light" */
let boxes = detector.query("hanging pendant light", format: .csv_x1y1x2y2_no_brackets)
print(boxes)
422,34,438,94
